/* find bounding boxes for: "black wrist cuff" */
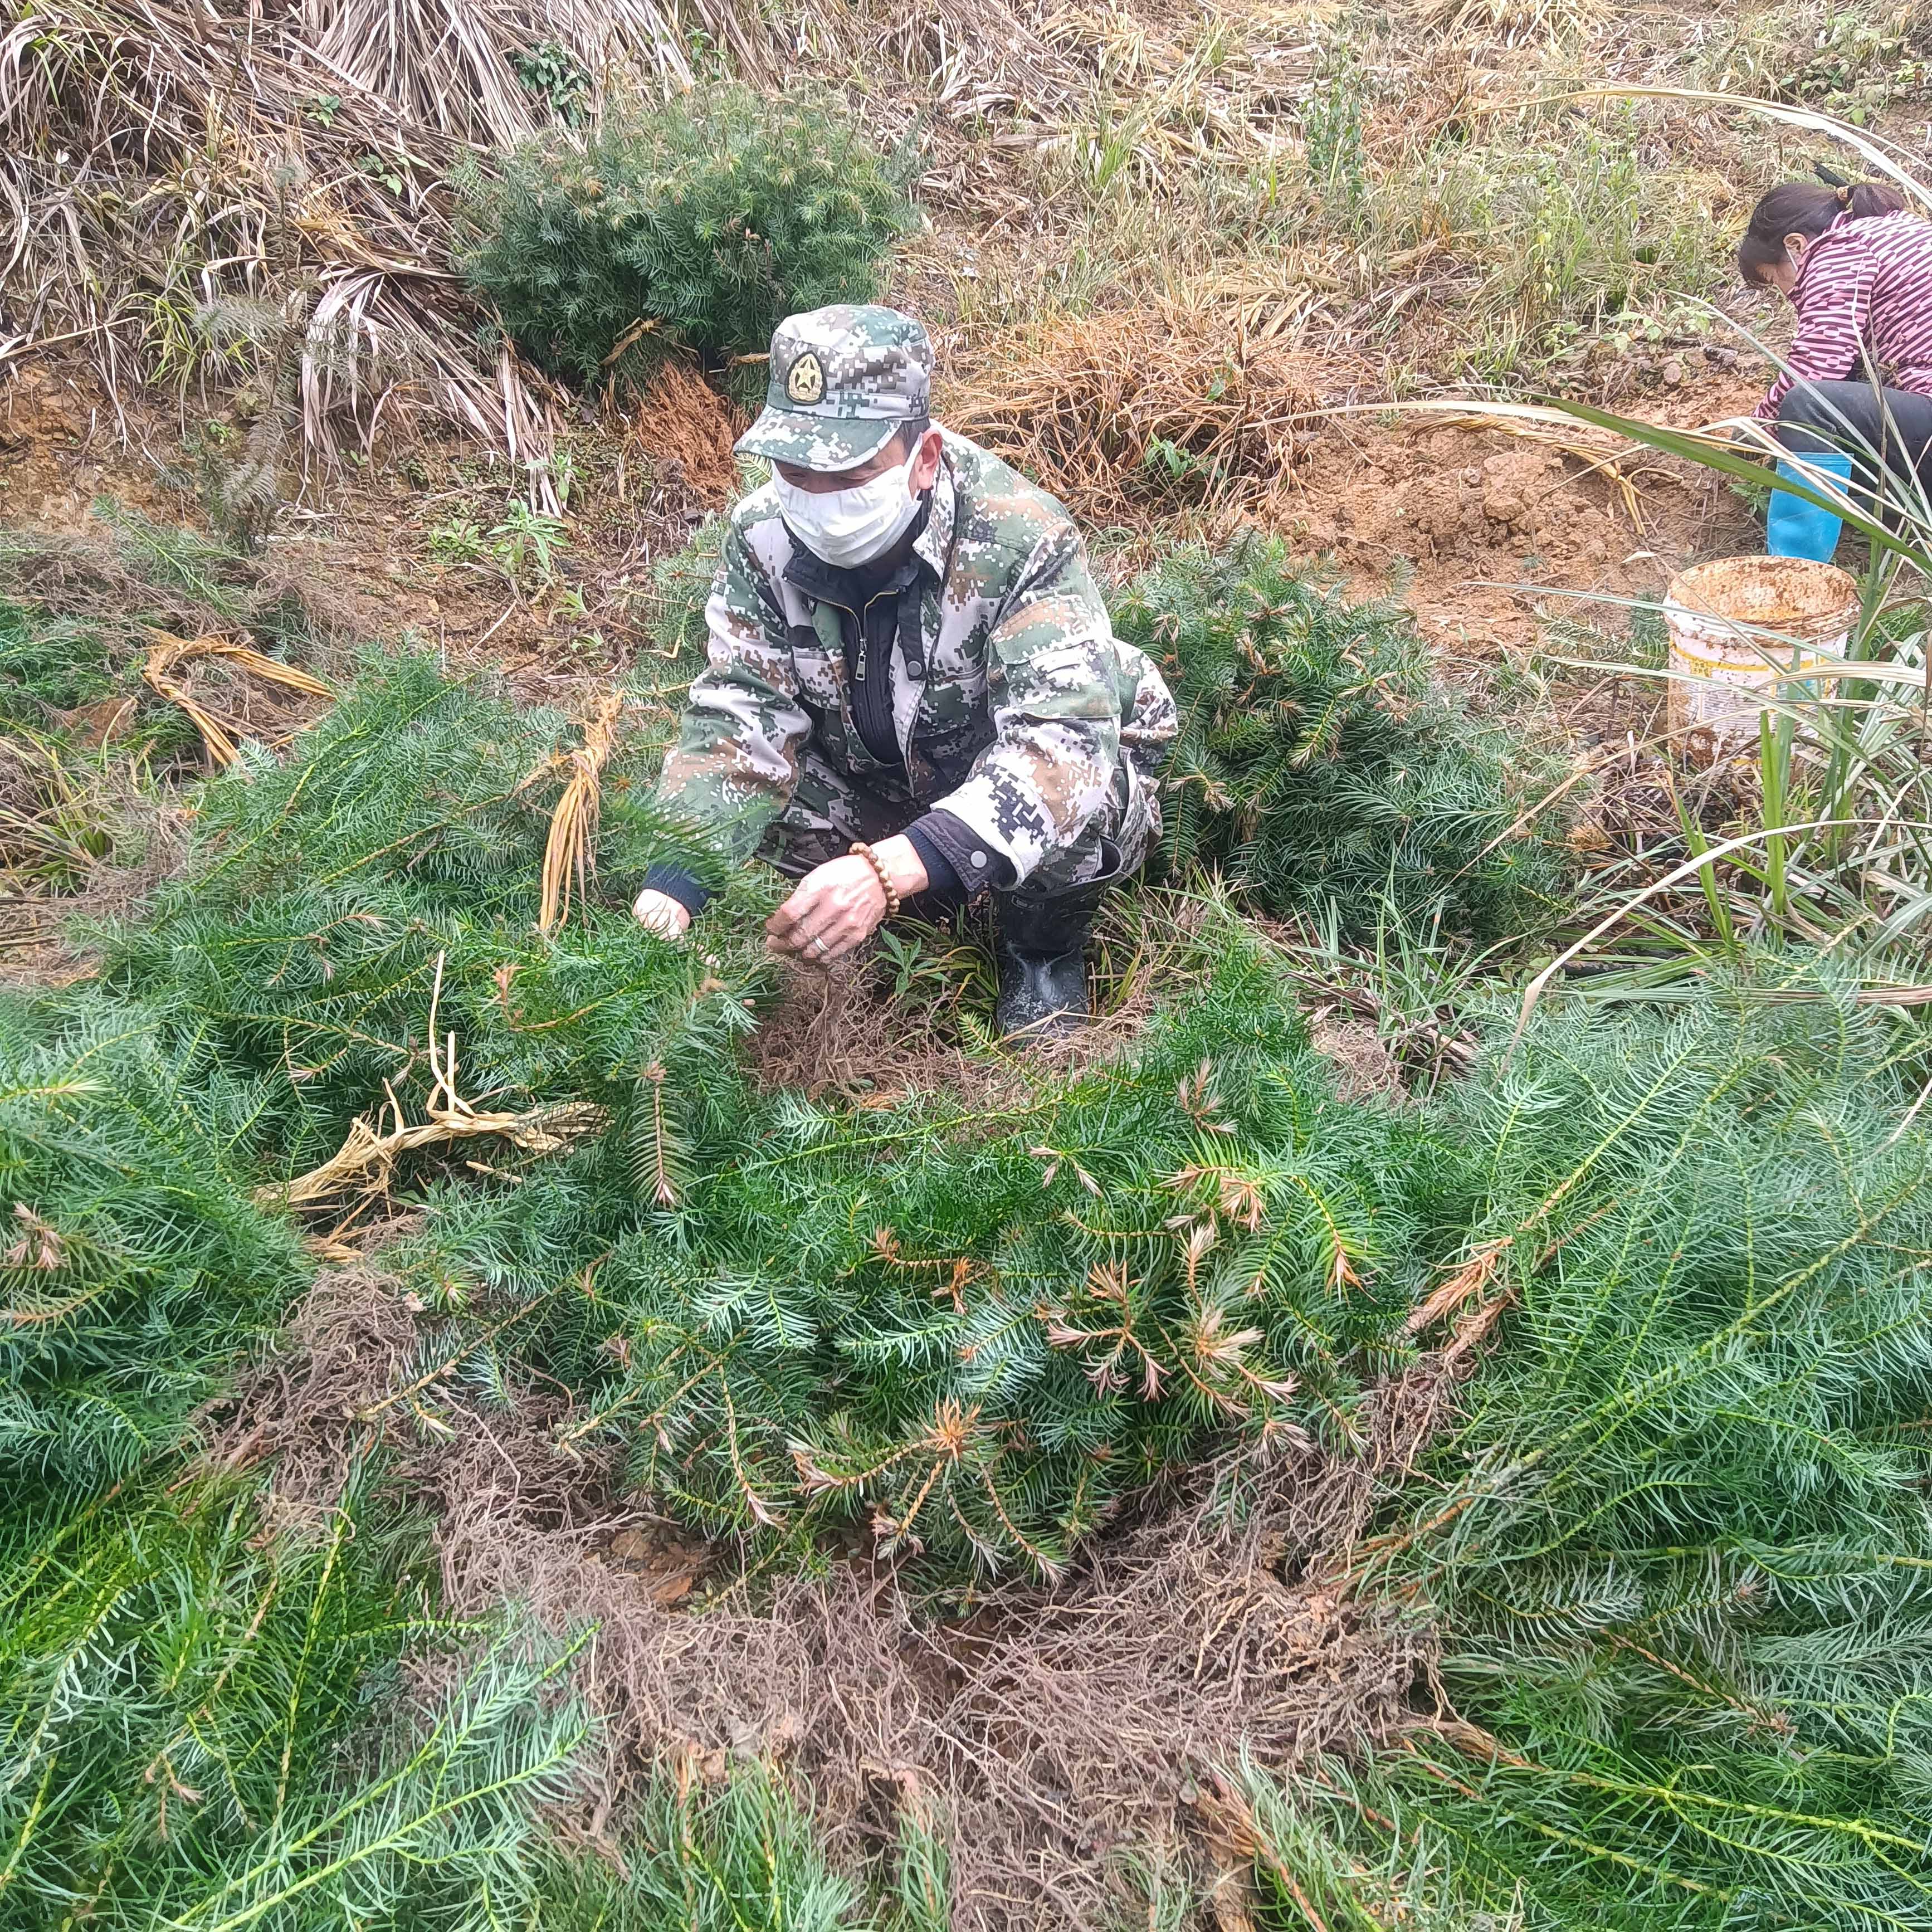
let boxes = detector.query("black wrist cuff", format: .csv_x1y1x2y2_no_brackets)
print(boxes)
641,865,712,919
910,809,1012,901
903,822,967,913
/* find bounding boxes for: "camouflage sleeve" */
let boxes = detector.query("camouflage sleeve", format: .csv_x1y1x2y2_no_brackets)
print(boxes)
930,520,1127,886
654,512,810,863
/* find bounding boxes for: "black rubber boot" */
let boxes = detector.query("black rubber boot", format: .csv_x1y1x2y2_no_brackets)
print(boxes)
993,875,1110,1042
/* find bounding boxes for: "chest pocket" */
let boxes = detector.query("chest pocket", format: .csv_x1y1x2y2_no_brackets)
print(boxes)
913,607,992,770
787,618,856,771
788,614,844,708
923,613,990,689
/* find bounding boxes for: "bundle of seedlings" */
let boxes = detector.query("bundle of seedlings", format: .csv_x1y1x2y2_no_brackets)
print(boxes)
1231,970,1932,1928
401,911,1430,1572
14,509,1932,1923
0,641,873,1924
1116,531,1574,940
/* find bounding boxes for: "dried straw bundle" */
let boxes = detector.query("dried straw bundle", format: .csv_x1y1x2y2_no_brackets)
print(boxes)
263,956,608,1213
535,692,625,935
140,630,334,767
940,305,1334,523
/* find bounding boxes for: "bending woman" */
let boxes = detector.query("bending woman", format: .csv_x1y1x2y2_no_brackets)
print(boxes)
1739,180,1932,559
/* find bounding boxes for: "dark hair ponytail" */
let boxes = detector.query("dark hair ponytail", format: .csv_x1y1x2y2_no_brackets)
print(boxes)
1738,180,1911,282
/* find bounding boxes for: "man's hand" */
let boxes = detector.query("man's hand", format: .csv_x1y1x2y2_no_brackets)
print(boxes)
767,835,928,963
633,889,693,940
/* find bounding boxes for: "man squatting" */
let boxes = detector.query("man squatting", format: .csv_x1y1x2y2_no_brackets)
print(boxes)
633,304,1178,1038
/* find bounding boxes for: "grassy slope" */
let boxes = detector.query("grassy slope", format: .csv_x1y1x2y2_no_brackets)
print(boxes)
7,2,1932,1922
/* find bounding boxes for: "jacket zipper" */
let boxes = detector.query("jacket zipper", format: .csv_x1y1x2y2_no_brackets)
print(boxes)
812,588,928,792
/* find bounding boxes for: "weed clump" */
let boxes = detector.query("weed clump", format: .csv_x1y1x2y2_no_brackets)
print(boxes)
455,85,914,392
1116,534,1570,939
0,603,118,725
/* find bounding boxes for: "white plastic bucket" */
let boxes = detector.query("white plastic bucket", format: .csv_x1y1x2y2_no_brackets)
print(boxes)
1662,557,1860,765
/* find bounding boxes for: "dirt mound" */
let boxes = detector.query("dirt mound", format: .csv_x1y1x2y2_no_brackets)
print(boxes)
1281,376,1764,656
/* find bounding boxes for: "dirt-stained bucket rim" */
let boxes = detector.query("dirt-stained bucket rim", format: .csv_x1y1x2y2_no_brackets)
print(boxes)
1663,555,1861,646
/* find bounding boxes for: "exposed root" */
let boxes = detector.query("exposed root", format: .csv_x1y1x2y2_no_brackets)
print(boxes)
629,359,745,508
270,1099,606,1212
226,1258,1477,1926
744,949,1026,1109
941,304,1344,525
263,957,606,1211
423,1421,1426,1928
203,1261,424,1514
744,888,1232,1106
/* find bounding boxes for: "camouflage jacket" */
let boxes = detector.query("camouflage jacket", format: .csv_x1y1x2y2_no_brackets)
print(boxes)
655,430,1177,886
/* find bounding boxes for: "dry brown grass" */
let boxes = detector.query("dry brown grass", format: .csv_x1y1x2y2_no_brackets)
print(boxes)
0,0,697,490
743,945,1027,1108
940,302,1368,525
627,358,745,509
743,888,1237,1105
0,517,360,657
1415,0,1606,44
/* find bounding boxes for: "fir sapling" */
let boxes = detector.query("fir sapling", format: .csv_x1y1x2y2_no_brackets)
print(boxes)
408,908,1432,1574
0,1478,597,1931
1112,534,1573,942
454,84,914,394
1256,973,1932,1928
98,650,770,1173
0,992,311,1490
23,547,1932,1926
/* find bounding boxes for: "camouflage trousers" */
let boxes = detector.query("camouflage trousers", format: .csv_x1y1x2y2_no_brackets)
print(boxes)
760,744,1160,897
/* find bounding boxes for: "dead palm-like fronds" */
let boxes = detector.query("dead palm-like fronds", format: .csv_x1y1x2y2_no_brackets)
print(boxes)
0,0,698,486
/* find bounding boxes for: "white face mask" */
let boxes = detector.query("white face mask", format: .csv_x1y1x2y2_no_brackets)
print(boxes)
774,443,923,569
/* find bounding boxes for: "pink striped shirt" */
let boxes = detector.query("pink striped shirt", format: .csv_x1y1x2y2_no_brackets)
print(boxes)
1755,209,1932,419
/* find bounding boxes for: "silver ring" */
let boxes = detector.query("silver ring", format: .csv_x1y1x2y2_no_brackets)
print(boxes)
812,935,828,957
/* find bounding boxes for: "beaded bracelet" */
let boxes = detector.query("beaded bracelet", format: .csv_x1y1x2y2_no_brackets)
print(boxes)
850,840,901,921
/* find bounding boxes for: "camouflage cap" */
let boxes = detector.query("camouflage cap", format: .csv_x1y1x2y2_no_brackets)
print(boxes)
735,305,933,472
